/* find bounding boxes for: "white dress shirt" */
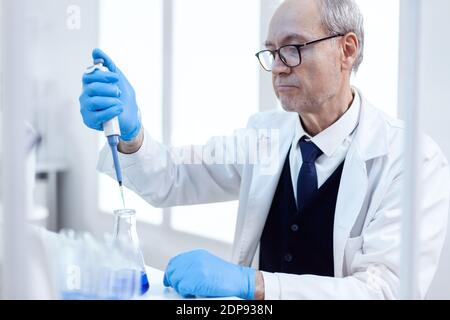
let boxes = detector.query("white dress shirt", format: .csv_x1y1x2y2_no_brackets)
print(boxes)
289,89,361,203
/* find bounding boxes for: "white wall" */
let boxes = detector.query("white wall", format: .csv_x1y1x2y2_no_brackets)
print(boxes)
403,0,450,299
0,0,3,139
55,1,100,233
24,0,100,234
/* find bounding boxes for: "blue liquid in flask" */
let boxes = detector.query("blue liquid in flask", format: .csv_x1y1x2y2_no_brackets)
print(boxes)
112,269,149,297
140,271,150,294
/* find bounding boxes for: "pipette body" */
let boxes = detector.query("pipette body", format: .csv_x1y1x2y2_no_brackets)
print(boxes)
86,58,125,206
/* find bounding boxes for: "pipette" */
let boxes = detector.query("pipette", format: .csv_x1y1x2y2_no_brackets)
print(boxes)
107,130,126,209
86,58,125,208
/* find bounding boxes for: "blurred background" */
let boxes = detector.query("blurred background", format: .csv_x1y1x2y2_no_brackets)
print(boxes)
0,0,449,299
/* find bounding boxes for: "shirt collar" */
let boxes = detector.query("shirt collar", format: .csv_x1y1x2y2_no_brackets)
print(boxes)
293,88,361,157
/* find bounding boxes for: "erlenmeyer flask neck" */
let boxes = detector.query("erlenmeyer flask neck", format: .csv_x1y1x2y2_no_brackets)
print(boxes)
113,209,139,247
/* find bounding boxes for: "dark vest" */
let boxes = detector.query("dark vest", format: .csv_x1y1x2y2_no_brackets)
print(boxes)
259,151,345,277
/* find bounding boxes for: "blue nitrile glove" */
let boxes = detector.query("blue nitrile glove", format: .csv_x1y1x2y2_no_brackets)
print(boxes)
163,249,256,300
79,48,141,141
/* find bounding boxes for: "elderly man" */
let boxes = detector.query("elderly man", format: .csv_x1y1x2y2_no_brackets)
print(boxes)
80,0,450,299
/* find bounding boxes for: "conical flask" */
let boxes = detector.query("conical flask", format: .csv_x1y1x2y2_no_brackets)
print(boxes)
112,209,149,296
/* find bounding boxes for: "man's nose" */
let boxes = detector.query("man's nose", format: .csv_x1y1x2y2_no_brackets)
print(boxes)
271,53,291,75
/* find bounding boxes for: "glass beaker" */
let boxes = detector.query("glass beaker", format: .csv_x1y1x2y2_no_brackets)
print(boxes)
112,209,150,296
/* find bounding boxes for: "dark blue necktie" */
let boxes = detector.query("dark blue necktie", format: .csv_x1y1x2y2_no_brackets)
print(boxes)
297,138,323,212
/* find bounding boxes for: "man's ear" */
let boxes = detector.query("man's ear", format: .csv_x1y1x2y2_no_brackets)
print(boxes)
340,32,359,73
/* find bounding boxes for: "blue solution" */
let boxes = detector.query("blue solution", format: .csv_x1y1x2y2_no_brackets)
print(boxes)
61,270,149,300
110,269,150,298
140,271,150,295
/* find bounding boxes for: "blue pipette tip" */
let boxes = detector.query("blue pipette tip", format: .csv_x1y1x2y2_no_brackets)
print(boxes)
107,135,123,185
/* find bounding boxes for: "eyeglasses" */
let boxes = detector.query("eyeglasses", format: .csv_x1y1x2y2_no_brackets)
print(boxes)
255,34,344,72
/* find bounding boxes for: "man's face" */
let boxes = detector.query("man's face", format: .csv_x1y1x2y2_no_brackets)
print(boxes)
266,0,344,114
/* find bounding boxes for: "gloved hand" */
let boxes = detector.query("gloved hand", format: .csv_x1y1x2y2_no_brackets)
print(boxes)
163,249,256,300
79,48,141,141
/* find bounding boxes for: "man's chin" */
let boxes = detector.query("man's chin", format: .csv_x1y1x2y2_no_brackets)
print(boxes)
281,102,315,115
280,100,298,113
281,105,295,113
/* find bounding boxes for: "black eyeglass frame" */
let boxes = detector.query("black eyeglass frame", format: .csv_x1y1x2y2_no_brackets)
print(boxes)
255,34,344,72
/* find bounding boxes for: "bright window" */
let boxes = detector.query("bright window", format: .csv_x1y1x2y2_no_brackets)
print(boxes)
98,0,163,224
170,0,260,243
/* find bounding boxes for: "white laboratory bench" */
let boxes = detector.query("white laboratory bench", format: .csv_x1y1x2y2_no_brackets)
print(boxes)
140,266,240,300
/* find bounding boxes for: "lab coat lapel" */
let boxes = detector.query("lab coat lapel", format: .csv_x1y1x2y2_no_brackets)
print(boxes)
236,113,298,266
333,146,368,277
333,91,390,276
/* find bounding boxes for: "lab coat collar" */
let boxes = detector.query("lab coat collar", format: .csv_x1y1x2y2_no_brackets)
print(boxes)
294,88,361,158
352,88,391,161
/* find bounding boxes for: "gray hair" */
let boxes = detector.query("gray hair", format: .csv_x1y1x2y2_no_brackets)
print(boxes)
319,0,365,73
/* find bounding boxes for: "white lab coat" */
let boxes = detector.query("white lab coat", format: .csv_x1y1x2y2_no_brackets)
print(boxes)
98,89,450,300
